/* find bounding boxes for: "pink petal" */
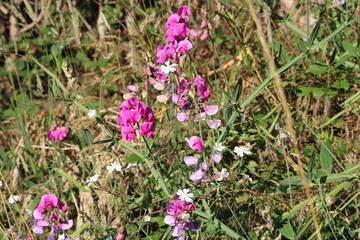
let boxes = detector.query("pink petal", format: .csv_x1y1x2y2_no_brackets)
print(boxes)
164,215,178,226
207,119,222,129
176,113,190,122
212,152,223,163
204,105,219,115
184,156,199,166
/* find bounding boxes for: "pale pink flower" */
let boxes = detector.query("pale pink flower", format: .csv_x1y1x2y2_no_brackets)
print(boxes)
187,136,204,151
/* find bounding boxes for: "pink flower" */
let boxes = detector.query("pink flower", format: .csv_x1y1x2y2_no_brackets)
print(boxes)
176,112,190,122
32,194,73,235
47,126,69,140
189,162,210,183
118,97,156,141
190,29,199,37
120,109,142,125
127,85,140,93
211,152,223,163
200,32,209,41
207,119,222,129
121,125,137,141
187,136,204,151
139,122,156,138
184,156,199,166
176,40,193,54
204,105,219,115
177,6,191,17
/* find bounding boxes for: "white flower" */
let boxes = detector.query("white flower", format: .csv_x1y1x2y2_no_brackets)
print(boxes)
87,109,97,119
107,162,122,174
58,234,66,240
8,195,20,204
156,94,169,103
215,168,229,181
214,142,226,152
234,146,251,157
125,163,137,172
160,61,177,74
25,209,32,215
181,213,190,221
176,189,194,202
241,173,253,183
86,174,100,186
143,215,152,222
0,180,3,187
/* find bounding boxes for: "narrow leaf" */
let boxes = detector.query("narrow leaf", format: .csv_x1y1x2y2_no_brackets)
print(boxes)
320,140,333,175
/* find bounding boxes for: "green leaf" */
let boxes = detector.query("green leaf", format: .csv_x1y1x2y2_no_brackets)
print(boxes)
342,40,357,57
320,140,333,175
332,80,350,90
308,63,329,74
307,19,321,47
126,153,143,163
278,219,295,239
83,129,93,145
142,189,152,209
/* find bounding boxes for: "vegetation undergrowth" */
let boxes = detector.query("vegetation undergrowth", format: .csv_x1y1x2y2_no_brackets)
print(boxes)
0,0,359,239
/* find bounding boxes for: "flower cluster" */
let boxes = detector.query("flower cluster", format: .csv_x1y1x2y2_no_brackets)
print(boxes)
164,191,201,239
47,126,69,140
157,6,192,64
118,97,155,141
174,75,220,124
32,194,73,236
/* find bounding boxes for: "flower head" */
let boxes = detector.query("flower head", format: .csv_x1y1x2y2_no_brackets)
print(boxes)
87,109,97,119
8,195,20,204
187,136,204,151
86,174,100,186
176,189,194,202
107,162,122,174
143,215,152,222
213,142,226,152
234,146,251,157
47,126,69,140
32,194,73,235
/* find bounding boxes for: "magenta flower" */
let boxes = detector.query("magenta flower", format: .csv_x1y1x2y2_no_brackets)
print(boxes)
176,40,192,54
139,122,156,138
47,126,69,140
187,136,204,151
32,194,73,235
118,97,156,141
164,193,200,239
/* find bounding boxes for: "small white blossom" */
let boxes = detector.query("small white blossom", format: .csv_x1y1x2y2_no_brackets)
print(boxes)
181,213,190,221
214,142,226,152
8,195,20,204
125,163,137,172
58,234,66,240
86,174,100,186
241,173,253,183
176,189,194,202
143,215,152,222
107,162,122,174
234,146,251,157
0,180,3,187
215,168,229,181
25,209,32,215
160,61,177,74
87,109,97,119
